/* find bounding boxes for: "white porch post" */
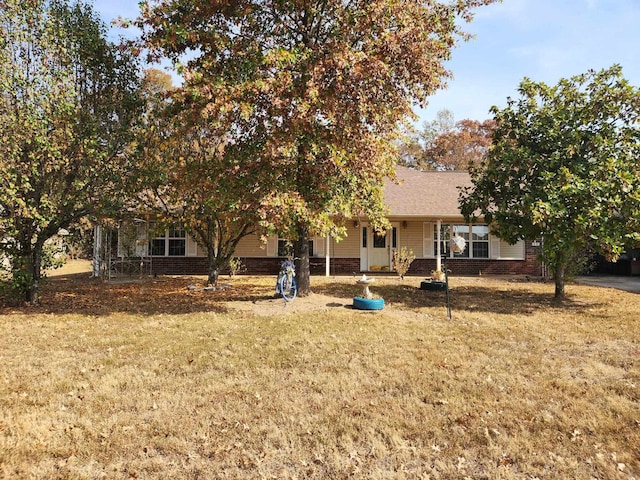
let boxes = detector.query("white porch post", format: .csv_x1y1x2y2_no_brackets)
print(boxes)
92,224,102,278
436,219,442,272
325,234,330,277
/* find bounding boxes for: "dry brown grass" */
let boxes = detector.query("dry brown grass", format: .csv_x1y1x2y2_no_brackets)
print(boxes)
0,273,638,479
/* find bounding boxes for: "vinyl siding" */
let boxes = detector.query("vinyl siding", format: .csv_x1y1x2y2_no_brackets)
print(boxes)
235,234,268,257
330,225,360,258
399,222,424,257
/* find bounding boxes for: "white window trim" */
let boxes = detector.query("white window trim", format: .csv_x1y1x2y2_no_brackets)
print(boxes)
427,222,491,259
150,226,187,257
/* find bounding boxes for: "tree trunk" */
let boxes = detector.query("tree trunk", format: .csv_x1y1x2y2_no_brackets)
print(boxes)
206,246,219,286
294,224,311,296
25,248,43,305
554,261,566,299
207,267,219,287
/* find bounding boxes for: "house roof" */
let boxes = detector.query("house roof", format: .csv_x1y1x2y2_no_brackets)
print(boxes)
383,166,472,218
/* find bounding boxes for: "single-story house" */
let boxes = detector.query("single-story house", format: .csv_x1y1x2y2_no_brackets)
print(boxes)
95,166,542,278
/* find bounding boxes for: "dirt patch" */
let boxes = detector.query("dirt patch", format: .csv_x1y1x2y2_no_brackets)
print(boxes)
230,291,360,316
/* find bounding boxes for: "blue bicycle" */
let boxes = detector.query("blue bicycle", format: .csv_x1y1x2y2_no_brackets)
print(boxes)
275,259,297,302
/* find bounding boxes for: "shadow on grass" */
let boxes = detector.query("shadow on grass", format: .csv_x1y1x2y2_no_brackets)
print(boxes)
1,274,603,317
0,273,273,316
314,280,603,315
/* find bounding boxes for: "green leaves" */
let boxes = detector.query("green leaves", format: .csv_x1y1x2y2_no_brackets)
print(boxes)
460,65,640,298
0,0,143,302
137,0,497,236
134,0,498,293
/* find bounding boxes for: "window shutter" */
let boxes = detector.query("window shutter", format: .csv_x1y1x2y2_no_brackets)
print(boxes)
314,235,325,257
423,223,434,257
117,235,124,258
266,235,277,257
499,239,525,259
135,224,148,257
490,234,500,259
186,234,198,257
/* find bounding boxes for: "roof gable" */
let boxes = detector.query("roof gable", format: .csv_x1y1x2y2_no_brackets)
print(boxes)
383,166,471,217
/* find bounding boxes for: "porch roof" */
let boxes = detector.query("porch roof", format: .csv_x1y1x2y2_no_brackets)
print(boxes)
383,166,472,218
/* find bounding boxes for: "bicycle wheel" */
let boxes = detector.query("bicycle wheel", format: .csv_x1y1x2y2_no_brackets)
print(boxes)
279,273,297,301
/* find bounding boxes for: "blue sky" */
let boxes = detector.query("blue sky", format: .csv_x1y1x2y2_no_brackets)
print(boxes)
94,0,640,126
414,0,640,125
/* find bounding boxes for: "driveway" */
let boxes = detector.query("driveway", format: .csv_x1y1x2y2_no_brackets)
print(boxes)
575,275,640,293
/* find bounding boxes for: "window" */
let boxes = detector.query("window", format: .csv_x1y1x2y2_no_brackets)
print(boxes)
452,225,469,258
433,223,489,259
373,232,386,248
433,224,450,257
150,225,186,256
168,226,186,256
362,227,367,248
150,238,165,256
472,225,489,258
277,239,293,257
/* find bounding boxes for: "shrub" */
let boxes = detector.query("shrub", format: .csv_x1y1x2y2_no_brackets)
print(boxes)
0,244,64,305
392,247,416,279
228,257,245,277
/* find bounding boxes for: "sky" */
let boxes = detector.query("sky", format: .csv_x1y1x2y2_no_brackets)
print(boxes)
93,0,640,127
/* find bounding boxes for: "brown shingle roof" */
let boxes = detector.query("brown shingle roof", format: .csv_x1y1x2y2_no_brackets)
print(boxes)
383,166,471,218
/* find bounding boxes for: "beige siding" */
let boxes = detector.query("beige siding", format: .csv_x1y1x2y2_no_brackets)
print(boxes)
330,225,360,258
234,232,356,258
235,233,268,257
398,222,424,257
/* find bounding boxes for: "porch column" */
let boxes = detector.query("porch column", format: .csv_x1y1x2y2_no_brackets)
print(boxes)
325,234,330,277
93,224,102,278
436,219,442,272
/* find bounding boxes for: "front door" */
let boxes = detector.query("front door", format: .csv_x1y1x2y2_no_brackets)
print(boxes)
370,230,390,270
361,223,398,272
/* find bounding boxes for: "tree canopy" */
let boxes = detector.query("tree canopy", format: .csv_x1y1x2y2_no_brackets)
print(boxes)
137,70,265,286
0,0,142,303
136,0,497,294
399,109,494,170
460,65,640,299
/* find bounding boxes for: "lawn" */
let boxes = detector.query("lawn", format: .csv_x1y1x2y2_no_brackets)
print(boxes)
0,272,638,479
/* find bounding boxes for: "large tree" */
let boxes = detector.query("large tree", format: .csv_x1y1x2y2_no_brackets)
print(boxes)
0,0,142,303
137,70,266,286
136,0,496,295
399,110,494,170
460,65,640,299
426,117,494,170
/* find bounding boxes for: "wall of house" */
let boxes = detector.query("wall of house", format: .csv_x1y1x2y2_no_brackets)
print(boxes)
138,221,542,277
148,253,541,277
328,226,360,258
235,234,266,257
405,249,541,277
400,222,424,256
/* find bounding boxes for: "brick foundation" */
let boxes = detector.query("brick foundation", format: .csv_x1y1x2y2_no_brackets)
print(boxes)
147,250,542,277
